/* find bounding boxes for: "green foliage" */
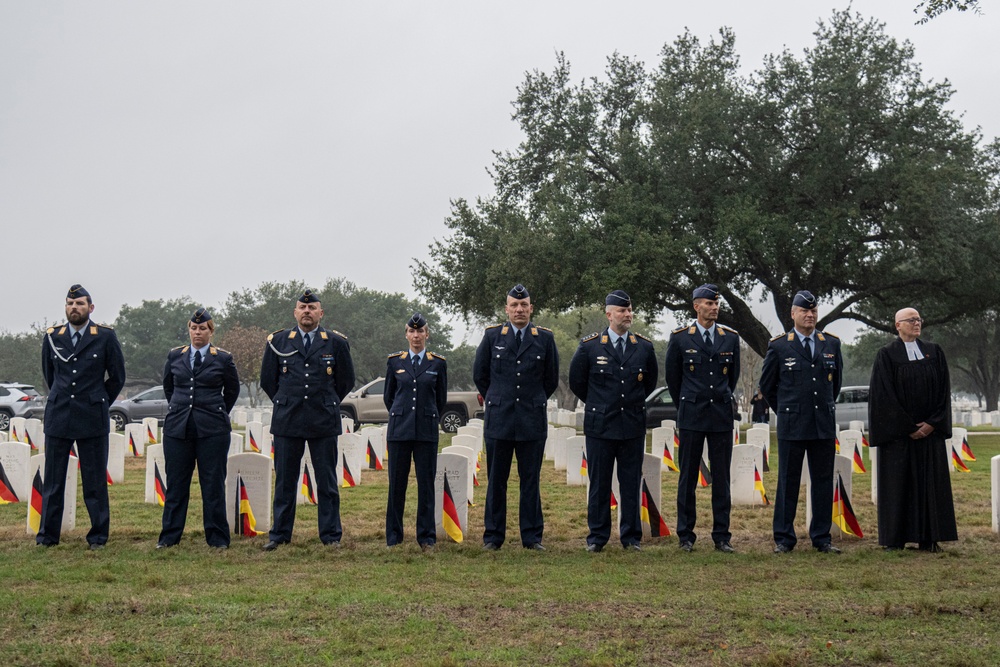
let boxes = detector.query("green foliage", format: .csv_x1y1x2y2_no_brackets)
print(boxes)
415,10,1000,356
914,0,981,24
925,311,1000,410
841,329,896,387
114,297,198,386
0,328,45,390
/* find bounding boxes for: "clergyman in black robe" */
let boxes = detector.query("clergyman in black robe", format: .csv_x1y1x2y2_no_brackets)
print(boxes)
868,308,957,551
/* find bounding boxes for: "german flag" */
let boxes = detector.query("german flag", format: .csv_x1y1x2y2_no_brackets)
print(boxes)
153,462,166,506
734,429,739,445
661,442,679,472
235,475,259,537
610,490,618,510
698,458,712,487
951,447,971,472
29,470,43,534
580,449,589,478
861,433,870,447
10,423,20,443
301,466,317,504
753,464,769,505
146,424,158,445
25,429,37,451
852,444,867,474
762,446,770,473
71,443,80,469
341,453,357,488
366,441,383,471
832,472,863,538
248,430,260,453
128,432,139,457
641,479,670,537
0,460,19,503
834,436,840,454
960,436,976,462
475,458,481,487
442,474,463,543
106,469,114,485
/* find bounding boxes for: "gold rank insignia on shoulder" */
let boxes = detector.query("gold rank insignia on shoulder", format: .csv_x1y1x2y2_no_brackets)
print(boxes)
170,345,184,351
47,326,55,334
823,331,840,339
536,326,552,332
428,351,445,360
600,335,608,344
320,331,329,340
267,329,284,342
671,325,686,334
501,326,509,335
209,346,218,355
89,326,98,335
288,330,297,339
634,332,652,342
769,333,783,342
719,325,738,335
531,327,538,336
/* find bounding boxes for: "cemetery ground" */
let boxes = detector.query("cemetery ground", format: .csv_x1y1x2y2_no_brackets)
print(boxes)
1,433,997,667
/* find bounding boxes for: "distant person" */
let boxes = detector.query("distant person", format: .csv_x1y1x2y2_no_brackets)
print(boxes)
868,307,957,552
569,290,658,552
383,313,448,551
157,308,240,550
664,284,741,553
37,284,126,550
260,289,355,551
473,284,559,551
760,290,843,554
750,389,769,424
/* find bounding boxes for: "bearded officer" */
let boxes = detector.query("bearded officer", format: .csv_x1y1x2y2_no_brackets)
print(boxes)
260,289,355,551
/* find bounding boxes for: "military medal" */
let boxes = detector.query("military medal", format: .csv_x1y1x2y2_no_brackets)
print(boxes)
282,367,287,373
637,372,643,381
723,367,728,375
828,373,833,381
328,367,333,375
689,365,694,371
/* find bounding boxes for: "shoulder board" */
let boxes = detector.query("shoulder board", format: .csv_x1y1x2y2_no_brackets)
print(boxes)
671,326,687,334
581,332,599,342
330,329,348,340
535,326,552,332
170,345,185,351
267,328,286,342
819,330,839,340
769,333,784,342
718,325,738,335
387,351,405,359
96,323,114,330
428,351,446,361
485,324,502,330
47,326,56,334
633,332,652,342
215,347,230,354
209,346,219,355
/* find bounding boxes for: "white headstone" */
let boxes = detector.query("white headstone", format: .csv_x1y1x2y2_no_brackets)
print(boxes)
545,426,557,460
992,455,1000,533
744,428,770,471
435,452,470,542
730,444,768,506
107,433,126,484
341,416,355,434
451,434,480,487
229,433,244,458
142,417,159,446
652,426,679,472
839,429,865,473
260,411,272,427
358,427,385,472
969,411,983,427
226,452,272,535
441,444,476,502
869,446,879,505
250,411,262,423
849,420,865,433
25,419,44,452
232,409,247,426
612,454,670,538
660,419,676,430
297,443,319,505
144,444,167,504
338,433,365,487
26,454,76,534
0,432,6,442
806,454,855,536
0,440,32,502
9,417,29,447
124,424,145,457
551,427,575,471
467,418,484,429
565,436,586,486
947,427,971,474
246,421,266,454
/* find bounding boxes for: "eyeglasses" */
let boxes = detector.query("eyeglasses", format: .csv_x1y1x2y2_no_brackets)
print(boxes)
897,318,923,325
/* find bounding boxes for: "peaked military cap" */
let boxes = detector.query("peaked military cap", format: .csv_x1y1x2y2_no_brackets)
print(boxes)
692,283,719,300
191,307,212,324
508,284,530,300
792,290,817,309
605,290,631,307
67,284,90,300
298,289,320,304
407,312,427,329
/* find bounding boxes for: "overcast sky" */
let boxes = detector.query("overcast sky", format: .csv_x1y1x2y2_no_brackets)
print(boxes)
1,1,996,343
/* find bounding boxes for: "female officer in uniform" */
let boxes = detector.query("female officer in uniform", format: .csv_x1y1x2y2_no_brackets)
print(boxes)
157,308,240,549
383,313,448,550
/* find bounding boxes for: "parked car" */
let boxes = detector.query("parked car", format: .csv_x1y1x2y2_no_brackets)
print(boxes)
0,383,46,431
109,386,169,432
835,385,869,430
644,386,678,429
338,377,484,434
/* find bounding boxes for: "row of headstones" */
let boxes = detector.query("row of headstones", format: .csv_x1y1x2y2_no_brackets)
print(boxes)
952,410,1000,428
231,409,272,427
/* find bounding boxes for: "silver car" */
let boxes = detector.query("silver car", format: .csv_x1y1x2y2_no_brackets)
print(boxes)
109,386,169,432
0,383,46,431
835,385,869,430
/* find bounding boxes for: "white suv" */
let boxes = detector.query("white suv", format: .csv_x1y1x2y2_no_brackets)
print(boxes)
0,383,46,431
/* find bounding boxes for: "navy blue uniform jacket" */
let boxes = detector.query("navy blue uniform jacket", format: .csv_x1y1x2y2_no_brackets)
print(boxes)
162,345,241,439
473,322,559,441
260,326,355,439
760,330,843,440
383,351,448,443
42,322,126,439
664,323,741,432
569,329,659,440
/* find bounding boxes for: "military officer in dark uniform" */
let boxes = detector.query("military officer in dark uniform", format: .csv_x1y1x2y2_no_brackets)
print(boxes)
665,284,741,553
473,284,559,551
760,290,843,554
569,290,658,552
383,312,448,550
37,284,126,549
157,308,240,550
260,289,355,551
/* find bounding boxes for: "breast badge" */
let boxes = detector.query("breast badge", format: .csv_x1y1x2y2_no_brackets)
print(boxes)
328,367,333,376
637,372,643,382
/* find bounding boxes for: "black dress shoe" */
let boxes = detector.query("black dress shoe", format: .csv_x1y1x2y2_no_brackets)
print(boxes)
815,544,841,554
585,544,604,553
773,544,793,554
679,541,694,552
714,541,735,553
623,543,641,551
36,542,56,548
210,544,228,550
420,543,435,553
918,541,942,553
524,543,545,551
88,543,105,551
156,543,171,550
323,540,341,548
482,542,500,551
262,540,282,552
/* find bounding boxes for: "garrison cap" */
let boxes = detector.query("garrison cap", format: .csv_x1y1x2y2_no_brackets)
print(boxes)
792,290,817,309
407,312,427,329
692,284,719,300
298,289,320,304
605,290,631,307
508,284,530,300
191,307,212,324
67,284,90,300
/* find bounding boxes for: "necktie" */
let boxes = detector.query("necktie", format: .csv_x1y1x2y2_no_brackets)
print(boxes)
303,333,311,353
615,338,624,359
803,337,812,360
412,354,420,368
72,332,81,348
514,330,522,352
194,350,203,369
704,331,712,347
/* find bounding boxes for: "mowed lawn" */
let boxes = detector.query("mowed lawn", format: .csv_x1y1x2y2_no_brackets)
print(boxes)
0,431,997,667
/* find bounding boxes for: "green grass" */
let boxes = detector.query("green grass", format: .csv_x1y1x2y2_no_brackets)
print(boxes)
1,431,998,666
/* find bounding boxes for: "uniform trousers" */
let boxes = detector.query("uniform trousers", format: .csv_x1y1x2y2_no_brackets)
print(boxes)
773,438,835,549
36,434,109,546
385,439,437,546
585,435,644,547
482,437,544,547
270,434,341,544
159,431,231,547
676,429,733,545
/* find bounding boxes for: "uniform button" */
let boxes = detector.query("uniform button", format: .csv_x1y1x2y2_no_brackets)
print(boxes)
191,377,195,381
304,396,309,399
709,385,713,389
710,372,714,375
70,394,75,398
412,407,415,410
496,354,500,358
305,384,309,388
517,373,521,377
516,398,520,402
517,360,521,364
412,397,416,401
305,363,310,367
72,370,77,374
71,382,76,386
305,374,310,378
621,394,625,397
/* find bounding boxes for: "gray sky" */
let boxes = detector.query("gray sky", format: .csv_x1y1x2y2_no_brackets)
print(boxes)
2,1,996,342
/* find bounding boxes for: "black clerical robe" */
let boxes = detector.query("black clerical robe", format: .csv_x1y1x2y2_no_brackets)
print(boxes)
868,338,957,547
